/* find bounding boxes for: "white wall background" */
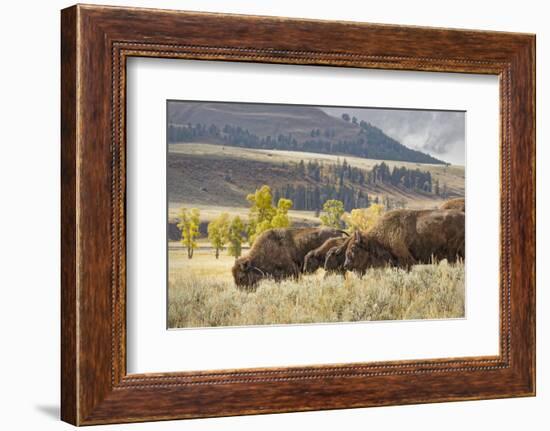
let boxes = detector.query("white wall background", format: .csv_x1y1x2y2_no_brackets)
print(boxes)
0,0,546,429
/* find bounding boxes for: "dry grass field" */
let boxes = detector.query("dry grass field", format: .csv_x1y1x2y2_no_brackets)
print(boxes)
167,143,466,329
167,244,465,328
170,143,465,184
166,104,466,329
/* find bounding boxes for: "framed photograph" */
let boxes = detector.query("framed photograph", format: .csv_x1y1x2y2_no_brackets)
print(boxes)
163,100,466,330
61,4,536,425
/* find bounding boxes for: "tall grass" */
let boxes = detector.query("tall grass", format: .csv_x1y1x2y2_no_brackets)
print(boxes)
168,261,464,328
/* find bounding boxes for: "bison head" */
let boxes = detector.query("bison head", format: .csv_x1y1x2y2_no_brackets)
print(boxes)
344,231,395,274
324,244,346,272
232,257,264,289
303,250,323,273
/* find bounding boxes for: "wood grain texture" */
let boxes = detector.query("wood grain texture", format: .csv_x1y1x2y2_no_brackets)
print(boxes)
60,5,78,425
60,4,536,425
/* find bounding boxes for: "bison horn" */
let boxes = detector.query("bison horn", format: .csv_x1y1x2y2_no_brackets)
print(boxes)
250,265,265,276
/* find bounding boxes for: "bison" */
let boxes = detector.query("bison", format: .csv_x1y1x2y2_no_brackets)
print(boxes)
344,208,465,275
440,197,465,212
232,227,346,289
323,236,352,276
303,236,347,273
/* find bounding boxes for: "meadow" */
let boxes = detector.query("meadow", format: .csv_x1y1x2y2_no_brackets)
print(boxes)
167,243,465,328
167,106,466,329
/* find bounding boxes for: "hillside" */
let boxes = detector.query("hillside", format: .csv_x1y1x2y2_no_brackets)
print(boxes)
168,144,464,219
168,102,350,138
167,101,445,164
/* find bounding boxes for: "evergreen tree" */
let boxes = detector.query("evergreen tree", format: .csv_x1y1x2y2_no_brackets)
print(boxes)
297,160,305,176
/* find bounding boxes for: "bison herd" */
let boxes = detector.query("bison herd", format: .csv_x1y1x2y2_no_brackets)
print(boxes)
232,198,465,289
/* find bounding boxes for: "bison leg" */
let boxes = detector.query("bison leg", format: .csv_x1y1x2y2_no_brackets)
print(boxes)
392,243,416,270
271,262,301,282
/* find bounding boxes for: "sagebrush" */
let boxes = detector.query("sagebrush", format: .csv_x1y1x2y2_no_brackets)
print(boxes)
168,260,464,328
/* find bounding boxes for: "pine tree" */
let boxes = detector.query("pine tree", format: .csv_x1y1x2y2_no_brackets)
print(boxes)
442,183,448,198
297,160,305,176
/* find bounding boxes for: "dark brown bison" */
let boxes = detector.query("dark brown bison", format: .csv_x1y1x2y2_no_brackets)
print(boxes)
232,227,345,289
303,236,347,273
440,197,465,212
323,236,352,276
344,208,464,275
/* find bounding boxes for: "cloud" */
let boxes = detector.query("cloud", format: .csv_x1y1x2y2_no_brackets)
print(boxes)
323,108,465,165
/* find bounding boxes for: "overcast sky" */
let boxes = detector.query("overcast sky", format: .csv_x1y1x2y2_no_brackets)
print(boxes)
322,107,465,166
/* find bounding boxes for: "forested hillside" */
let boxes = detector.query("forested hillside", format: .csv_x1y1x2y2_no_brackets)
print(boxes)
167,145,462,216
167,102,445,164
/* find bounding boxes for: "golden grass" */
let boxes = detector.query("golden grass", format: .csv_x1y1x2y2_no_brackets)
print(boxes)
171,142,464,174
168,249,465,328
169,245,239,281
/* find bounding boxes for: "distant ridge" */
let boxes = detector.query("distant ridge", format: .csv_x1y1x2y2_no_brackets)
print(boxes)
167,101,446,165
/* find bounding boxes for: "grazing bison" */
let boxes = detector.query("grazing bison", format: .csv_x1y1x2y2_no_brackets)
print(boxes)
440,197,465,212
344,208,465,275
303,236,347,273
232,227,345,288
323,236,352,276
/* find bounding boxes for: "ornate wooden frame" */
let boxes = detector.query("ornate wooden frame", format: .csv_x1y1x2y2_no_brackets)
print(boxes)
61,4,536,425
